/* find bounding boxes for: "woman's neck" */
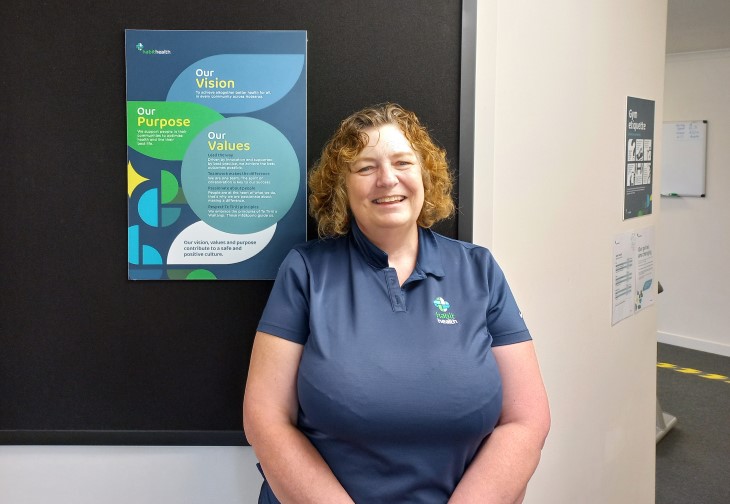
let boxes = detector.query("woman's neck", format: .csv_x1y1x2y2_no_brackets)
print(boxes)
358,223,419,285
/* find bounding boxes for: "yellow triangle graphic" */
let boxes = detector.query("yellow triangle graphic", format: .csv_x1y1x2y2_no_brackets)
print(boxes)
128,161,149,197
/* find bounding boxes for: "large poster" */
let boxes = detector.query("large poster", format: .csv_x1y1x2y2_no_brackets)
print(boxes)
126,30,307,280
624,96,655,220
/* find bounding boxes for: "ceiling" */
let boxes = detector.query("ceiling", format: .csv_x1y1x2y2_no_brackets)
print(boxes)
666,0,730,53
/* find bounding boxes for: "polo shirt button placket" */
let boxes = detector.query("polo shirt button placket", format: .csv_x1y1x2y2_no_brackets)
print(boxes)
385,269,406,313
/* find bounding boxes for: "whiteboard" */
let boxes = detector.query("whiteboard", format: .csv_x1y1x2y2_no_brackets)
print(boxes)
661,120,707,196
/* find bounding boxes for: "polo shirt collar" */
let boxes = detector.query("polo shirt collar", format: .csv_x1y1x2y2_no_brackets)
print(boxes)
349,220,446,279
415,226,446,279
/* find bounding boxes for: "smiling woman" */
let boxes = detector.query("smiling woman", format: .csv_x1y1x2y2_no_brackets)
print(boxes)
308,103,454,238
243,103,550,504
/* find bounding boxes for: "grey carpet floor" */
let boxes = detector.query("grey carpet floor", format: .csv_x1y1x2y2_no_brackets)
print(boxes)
656,343,730,504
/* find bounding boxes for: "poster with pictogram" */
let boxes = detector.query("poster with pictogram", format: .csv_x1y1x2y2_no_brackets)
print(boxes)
624,96,655,220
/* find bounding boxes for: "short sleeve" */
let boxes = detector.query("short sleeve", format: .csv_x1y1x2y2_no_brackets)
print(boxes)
257,249,310,344
485,252,532,347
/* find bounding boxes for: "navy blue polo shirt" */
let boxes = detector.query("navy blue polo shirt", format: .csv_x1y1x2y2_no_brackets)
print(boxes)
256,222,531,503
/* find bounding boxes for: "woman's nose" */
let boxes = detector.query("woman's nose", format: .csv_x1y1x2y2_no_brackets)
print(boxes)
376,164,399,187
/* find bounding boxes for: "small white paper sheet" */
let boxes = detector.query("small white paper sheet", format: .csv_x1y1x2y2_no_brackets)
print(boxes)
612,227,655,325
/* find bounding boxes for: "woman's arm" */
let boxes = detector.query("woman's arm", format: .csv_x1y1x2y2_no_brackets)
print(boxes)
449,341,550,504
243,331,354,504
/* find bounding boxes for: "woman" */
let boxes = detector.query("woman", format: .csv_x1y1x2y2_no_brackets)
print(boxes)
244,103,550,503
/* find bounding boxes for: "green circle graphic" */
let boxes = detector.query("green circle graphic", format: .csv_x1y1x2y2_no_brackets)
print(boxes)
181,117,300,234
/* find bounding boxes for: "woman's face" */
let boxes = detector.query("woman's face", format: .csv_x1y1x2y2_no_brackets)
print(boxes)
345,124,425,237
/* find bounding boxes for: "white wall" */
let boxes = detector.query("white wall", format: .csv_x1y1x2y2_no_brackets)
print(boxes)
473,1,666,503
658,49,730,357
0,446,262,504
0,2,668,502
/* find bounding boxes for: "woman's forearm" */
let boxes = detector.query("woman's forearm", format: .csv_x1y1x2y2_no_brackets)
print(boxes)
448,421,544,504
247,419,354,504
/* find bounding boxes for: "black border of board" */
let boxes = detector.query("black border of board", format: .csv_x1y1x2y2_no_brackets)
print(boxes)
1,0,477,446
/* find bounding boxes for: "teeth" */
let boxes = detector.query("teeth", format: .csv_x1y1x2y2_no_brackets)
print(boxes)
374,196,404,203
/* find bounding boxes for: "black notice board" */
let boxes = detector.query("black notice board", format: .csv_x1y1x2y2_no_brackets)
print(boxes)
0,0,470,445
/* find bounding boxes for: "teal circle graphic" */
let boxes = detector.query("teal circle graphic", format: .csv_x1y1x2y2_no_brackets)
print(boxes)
181,117,300,234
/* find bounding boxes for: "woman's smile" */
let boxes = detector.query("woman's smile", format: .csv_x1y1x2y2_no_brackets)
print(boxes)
372,195,406,204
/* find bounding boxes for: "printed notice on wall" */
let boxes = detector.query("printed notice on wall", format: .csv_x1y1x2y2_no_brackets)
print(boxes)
612,227,656,325
624,97,655,220
126,30,307,280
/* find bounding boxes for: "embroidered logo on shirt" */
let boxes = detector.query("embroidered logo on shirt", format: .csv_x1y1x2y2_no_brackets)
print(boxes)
433,297,459,325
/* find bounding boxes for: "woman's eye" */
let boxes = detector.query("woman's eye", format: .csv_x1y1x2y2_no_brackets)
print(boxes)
356,166,374,174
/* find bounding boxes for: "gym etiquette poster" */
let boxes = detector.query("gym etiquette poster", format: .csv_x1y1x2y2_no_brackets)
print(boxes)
624,96,654,220
126,30,307,280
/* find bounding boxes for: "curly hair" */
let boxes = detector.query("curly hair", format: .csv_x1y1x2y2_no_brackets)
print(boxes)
309,103,455,237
